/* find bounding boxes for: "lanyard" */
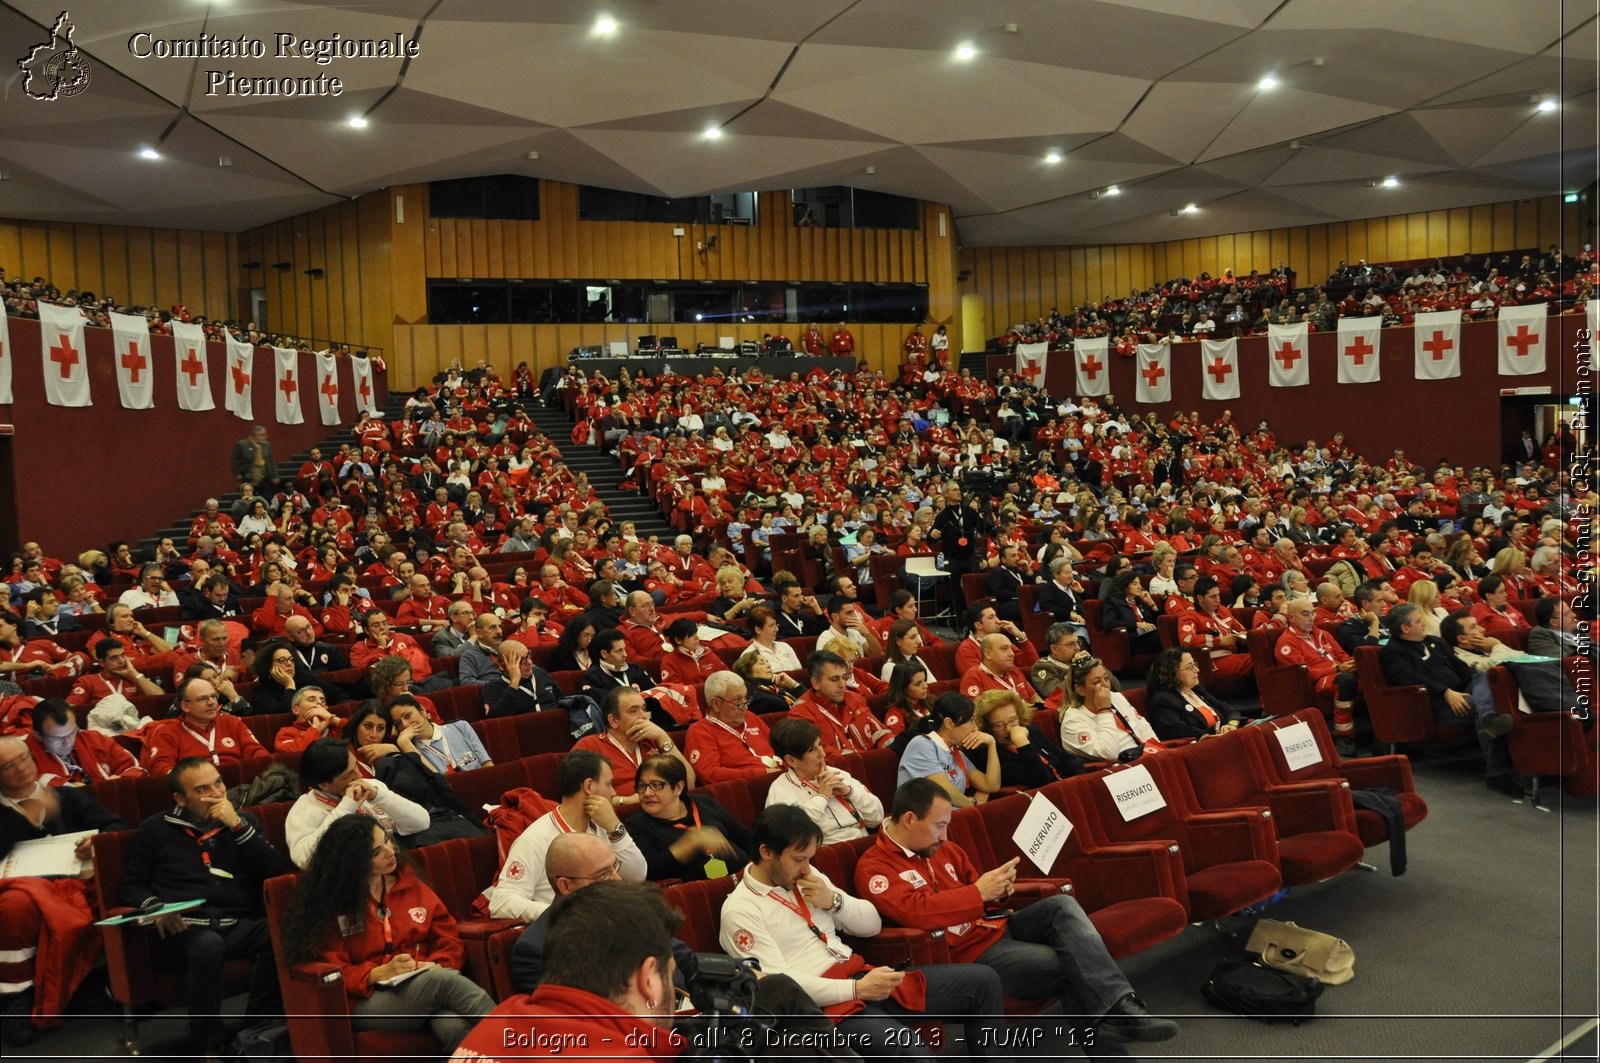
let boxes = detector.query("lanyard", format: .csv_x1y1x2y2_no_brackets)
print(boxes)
708,716,761,758
765,884,848,962
981,665,1026,697
182,722,220,764
183,823,233,878
605,732,642,769
789,771,866,831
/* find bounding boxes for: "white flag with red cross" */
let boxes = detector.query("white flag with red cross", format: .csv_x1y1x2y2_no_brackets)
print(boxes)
0,300,12,405
1413,310,1460,380
315,351,341,426
350,354,379,416
37,301,91,407
274,347,304,425
1336,317,1382,384
225,334,255,420
108,311,154,410
1200,338,1239,401
171,321,216,411
1015,341,1048,390
1496,303,1546,376
1074,336,1109,396
1266,321,1309,387
1134,343,1170,404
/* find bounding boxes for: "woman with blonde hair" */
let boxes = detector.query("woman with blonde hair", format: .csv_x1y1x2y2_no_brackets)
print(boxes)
1406,579,1448,637
970,688,1082,787
1489,546,1532,599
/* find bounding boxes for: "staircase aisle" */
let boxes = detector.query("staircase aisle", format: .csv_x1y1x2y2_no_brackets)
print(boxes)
521,402,677,543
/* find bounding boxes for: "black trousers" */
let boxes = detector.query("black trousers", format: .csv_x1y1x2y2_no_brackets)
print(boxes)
150,917,281,1044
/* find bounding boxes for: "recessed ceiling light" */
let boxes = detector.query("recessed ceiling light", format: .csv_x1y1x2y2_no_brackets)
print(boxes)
1565,191,1580,203
703,126,723,141
1044,150,1062,164
1537,98,1557,112
1257,74,1278,91
593,14,618,36
1182,202,1199,213
1104,185,1121,196
139,147,160,160
1381,176,1399,188
346,115,368,128
953,42,977,62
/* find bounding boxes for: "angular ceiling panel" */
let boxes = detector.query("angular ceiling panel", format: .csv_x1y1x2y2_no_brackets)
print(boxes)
0,0,1588,240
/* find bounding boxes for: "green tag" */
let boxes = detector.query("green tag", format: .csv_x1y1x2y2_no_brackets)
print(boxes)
702,856,729,880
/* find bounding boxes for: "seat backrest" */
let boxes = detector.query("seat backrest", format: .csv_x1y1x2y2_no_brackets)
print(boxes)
1247,709,1343,786
90,829,136,916
660,877,738,954
697,779,756,827
948,805,1000,868
472,717,521,764
1170,732,1269,813
921,640,959,681
855,748,901,811
1055,756,1191,860
1246,627,1281,672
450,759,535,816
242,712,292,749
810,834,874,890
242,800,294,855
512,710,576,757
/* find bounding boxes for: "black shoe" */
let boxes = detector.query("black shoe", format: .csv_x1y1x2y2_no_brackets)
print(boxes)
1486,774,1526,797
1097,993,1178,1043
1478,714,1514,742
0,989,38,1047
1334,736,1362,759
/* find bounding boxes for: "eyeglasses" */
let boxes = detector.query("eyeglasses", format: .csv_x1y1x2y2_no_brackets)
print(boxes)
566,858,623,883
714,695,750,708
185,693,221,704
638,779,673,793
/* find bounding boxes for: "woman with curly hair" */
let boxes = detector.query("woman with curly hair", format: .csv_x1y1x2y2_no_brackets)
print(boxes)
1143,647,1242,742
281,816,493,1053
970,688,1083,787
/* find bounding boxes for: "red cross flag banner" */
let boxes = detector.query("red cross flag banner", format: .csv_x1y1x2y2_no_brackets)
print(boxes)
1134,343,1170,404
1200,337,1239,401
1495,303,1546,376
225,334,255,420
170,321,216,411
0,300,12,405
1015,341,1048,390
315,351,341,426
1074,336,1109,396
351,354,379,416
1266,321,1310,387
1414,309,1461,380
1336,317,1382,384
108,311,154,409
37,301,91,407
274,347,304,425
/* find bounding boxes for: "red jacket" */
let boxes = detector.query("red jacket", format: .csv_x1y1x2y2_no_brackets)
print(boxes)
954,635,1038,676
274,718,345,753
660,648,722,688
1272,626,1350,689
452,983,681,1060
251,602,324,640
1177,606,1248,656
139,714,267,776
683,714,776,783
350,633,431,678
854,830,1002,964
621,619,671,661
959,664,1038,703
26,730,144,785
788,691,887,756
311,866,464,998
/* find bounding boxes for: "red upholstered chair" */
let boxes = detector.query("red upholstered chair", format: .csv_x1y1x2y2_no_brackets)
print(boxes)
410,836,527,997
90,830,259,1055
1247,627,1333,719
1354,646,1473,751
262,874,438,1063
1248,710,1429,849
803,837,949,970
660,876,740,954
447,758,535,816
920,639,960,682
960,574,989,611
1058,754,1282,922
1022,610,1055,653
1082,600,1157,678
1484,667,1599,799
854,748,902,812
1169,731,1364,887
511,709,575,757
1158,614,1253,699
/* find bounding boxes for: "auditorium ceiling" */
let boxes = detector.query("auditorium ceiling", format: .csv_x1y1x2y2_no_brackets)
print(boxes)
0,0,1594,244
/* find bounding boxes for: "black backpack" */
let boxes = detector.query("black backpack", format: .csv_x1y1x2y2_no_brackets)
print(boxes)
1201,960,1323,1024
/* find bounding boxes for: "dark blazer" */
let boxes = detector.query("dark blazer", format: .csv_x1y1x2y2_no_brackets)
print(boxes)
966,725,1085,788
1145,685,1241,740
1036,580,1080,621
1101,595,1158,633
1,784,125,860
1378,635,1474,719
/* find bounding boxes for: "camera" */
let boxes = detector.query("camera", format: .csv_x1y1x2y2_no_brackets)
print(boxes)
686,952,760,1017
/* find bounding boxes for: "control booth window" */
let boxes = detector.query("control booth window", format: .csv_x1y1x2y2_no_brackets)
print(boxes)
428,175,540,220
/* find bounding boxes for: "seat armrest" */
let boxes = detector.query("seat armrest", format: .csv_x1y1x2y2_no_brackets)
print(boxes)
844,927,950,967
1264,779,1358,835
1185,809,1278,864
1011,877,1073,908
1338,754,1416,792
1084,841,1185,906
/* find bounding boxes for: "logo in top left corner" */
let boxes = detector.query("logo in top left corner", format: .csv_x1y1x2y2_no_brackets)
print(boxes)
18,11,91,101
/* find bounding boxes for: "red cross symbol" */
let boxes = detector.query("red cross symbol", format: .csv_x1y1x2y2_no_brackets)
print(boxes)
49,332,79,378
1343,335,1374,365
279,371,297,404
1206,357,1233,385
230,360,251,395
1505,324,1539,358
120,340,147,383
1140,360,1165,391
1272,341,1302,372
179,346,205,387
1080,353,1103,381
358,376,372,407
1017,360,1043,384
320,374,339,406
1421,330,1453,361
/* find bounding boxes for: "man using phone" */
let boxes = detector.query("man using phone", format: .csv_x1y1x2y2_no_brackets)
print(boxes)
856,779,1177,1045
119,758,290,1060
719,804,1009,1059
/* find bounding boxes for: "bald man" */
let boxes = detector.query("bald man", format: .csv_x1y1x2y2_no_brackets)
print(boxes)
961,632,1043,706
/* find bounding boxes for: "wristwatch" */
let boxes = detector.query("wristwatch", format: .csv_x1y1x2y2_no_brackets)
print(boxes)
658,739,675,753
607,824,627,842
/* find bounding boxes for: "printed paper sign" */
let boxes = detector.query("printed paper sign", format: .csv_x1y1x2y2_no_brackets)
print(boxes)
1012,792,1073,874
1103,763,1165,821
1274,721,1323,772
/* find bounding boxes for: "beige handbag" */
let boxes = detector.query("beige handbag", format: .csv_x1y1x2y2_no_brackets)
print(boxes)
1246,919,1356,985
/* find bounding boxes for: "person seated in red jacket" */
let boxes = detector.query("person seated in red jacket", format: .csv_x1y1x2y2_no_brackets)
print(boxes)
395,573,453,634
251,583,324,640
573,685,694,801
273,687,345,753
26,698,145,785
0,609,84,680
1275,599,1363,756
1470,574,1532,643
658,618,723,689
960,633,1044,708
683,671,781,783
66,639,166,711
787,651,890,756
164,618,243,687
953,602,1040,676
280,816,493,1055
349,611,435,686
1176,576,1254,683
534,563,589,618
85,604,175,669
139,676,267,776
1312,583,1355,626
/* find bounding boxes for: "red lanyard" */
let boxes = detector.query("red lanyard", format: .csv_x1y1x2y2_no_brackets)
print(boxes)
709,717,760,759
183,824,224,872
792,771,867,831
766,885,841,957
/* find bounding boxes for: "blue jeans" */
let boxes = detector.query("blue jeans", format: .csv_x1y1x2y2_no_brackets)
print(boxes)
839,962,1006,1061
976,895,1133,1019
